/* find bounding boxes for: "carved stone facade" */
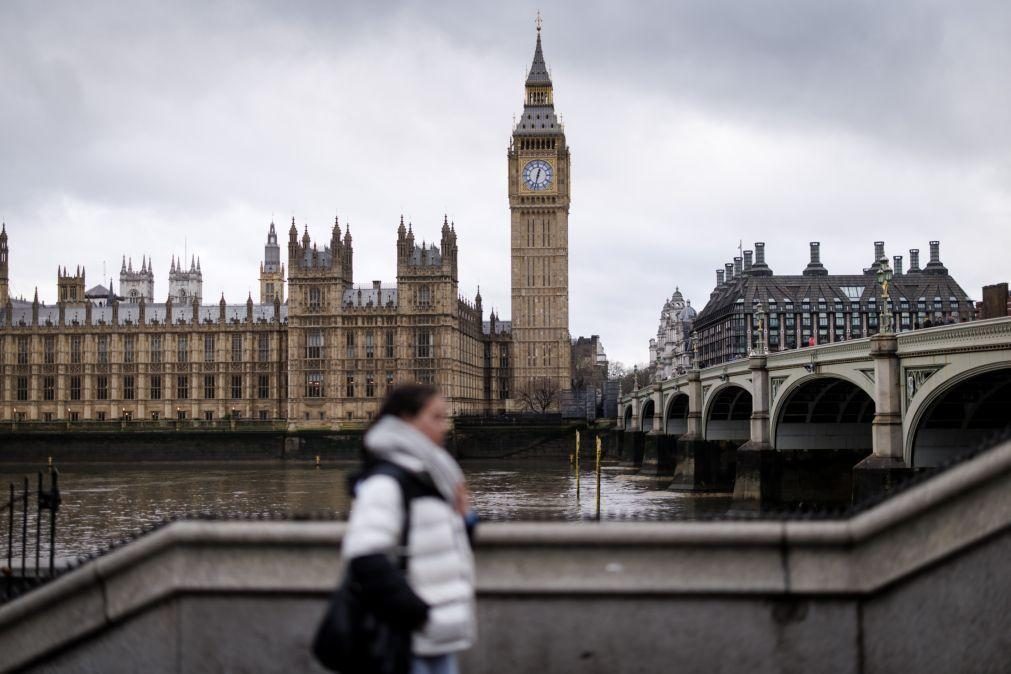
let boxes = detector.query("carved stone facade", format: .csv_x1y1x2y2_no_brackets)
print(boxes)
648,288,695,381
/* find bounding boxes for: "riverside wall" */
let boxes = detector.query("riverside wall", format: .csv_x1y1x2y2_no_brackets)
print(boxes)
0,422,601,462
1,438,1009,673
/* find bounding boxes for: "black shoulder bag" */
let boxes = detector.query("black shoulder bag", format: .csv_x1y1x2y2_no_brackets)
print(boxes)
312,462,435,674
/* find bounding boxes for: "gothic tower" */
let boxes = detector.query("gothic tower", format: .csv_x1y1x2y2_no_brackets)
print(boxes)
0,223,8,307
120,255,155,303
57,265,86,305
260,221,286,304
508,16,572,404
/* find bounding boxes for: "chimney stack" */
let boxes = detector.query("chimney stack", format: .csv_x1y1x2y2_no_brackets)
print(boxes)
909,249,921,272
803,241,828,276
716,269,725,286
733,257,743,278
893,255,903,275
924,240,948,274
874,241,886,262
750,241,773,276
725,262,735,283
743,250,753,272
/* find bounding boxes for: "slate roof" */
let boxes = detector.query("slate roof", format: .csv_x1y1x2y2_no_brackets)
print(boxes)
483,320,513,336
1,302,288,327
695,271,974,327
525,31,552,86
343,286,398,308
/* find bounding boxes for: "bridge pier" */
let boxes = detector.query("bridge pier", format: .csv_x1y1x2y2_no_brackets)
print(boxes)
668,371,736,491
640,432,675,480
733,355,776,504
853,333,912,502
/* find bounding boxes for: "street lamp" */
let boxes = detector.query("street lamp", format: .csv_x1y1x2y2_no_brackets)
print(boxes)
752,305,767,356
876,259,894,334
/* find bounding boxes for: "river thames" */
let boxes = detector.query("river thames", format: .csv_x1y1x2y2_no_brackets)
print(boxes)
2,459,732,560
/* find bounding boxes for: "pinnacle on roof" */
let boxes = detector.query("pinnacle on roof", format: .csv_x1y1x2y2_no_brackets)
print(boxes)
526,12,552,87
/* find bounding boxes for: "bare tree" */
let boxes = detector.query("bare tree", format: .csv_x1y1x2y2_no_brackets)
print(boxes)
517,377,561,414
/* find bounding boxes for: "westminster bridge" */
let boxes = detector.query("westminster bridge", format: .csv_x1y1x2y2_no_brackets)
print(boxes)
617,316,1011,503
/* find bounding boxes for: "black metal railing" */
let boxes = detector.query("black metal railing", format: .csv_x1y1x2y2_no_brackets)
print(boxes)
2,467,61,601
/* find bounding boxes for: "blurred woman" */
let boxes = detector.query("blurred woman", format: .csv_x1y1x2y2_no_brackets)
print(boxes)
341,384,476,674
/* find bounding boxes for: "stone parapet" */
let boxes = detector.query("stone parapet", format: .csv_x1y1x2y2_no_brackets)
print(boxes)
2,439,1010,672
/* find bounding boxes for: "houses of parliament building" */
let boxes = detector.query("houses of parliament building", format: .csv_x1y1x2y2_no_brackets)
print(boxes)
0,22,573,427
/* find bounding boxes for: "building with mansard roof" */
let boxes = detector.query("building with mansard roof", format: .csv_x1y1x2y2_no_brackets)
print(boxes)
693,240,975,369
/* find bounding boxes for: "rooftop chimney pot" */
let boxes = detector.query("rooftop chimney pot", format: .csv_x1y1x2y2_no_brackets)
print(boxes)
893,255,903,275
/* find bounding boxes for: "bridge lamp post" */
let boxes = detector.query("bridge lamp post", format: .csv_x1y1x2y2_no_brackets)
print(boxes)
876,261,894,335
752,306,767,357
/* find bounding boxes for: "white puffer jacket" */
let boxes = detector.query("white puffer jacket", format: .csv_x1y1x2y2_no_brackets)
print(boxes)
341,427,476,656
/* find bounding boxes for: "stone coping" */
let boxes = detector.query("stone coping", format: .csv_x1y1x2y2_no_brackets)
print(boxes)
0,438,1008,671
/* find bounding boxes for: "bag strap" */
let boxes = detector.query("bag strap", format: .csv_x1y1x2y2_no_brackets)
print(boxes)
364,462,442,571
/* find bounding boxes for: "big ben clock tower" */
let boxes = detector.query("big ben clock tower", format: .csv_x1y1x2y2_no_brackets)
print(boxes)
509,15,572,406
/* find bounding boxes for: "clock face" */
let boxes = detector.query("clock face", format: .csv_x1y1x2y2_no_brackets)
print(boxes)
522,159,553,190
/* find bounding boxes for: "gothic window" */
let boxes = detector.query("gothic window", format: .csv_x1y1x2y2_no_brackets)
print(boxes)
150,375,162,400
258,334,269,362
44,336,55,364
67,335,80,364
97,376,109,400
177,335,188,363
231,334,242,363
308,287,322,310
97,335,109,364
346,374,355,398
231,375,242,399
124,375,135,401
177,375,189,399
385,371,394,393
385,330,395,358
306,330,323,360
258,375,270,399
418,286,432,308
366,374,375,397
124,335,135,364
204,375,215,399
70,376,82,401
150,335,162,364
306,372,323,398
415,330,433,359
365,332,375,358
345,332,356,358
43,376,55,401
16,376,28,401
204,335,215,363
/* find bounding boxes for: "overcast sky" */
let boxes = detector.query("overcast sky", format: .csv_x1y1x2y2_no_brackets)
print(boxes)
1,0,1008,366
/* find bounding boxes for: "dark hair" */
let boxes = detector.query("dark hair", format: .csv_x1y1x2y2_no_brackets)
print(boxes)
376,384,440,421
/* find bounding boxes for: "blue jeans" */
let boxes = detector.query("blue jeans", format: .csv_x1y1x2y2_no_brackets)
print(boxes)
411,654,459,674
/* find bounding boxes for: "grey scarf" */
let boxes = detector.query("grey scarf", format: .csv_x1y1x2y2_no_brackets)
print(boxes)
363,415,464,503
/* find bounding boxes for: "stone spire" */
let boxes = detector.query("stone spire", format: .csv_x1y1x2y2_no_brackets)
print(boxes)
526,12,551,86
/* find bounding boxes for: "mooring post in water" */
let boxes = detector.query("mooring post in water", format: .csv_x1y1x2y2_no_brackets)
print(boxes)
590,434,598,525
21,477,28,575
575,430,581,500
47,469,61,576
7,482,13,574
36,472,42,576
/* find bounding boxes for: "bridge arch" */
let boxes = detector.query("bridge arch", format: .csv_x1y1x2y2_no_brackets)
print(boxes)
702,384,752,441
622,404,633,430
640,399,656,433
664,393,689,436
908,364,1011,467
772,375,875,451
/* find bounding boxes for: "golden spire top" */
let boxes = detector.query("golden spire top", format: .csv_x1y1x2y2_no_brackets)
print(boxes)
535,10,542,33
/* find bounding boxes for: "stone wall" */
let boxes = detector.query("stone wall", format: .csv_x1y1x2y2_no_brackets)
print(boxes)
1,439,1009,673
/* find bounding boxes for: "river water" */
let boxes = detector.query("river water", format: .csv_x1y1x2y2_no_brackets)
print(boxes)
1,460,732,561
